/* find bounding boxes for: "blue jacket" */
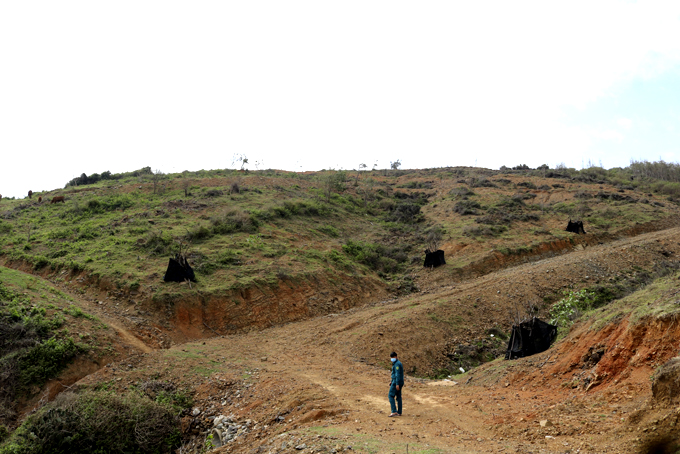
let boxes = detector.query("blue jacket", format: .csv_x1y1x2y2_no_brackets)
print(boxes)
390,359,404,387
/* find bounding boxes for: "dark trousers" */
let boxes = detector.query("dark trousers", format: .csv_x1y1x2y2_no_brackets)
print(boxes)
389,384,402,414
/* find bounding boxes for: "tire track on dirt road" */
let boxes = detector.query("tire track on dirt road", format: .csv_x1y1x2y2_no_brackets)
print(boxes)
247,225,680,452
258,321,521,453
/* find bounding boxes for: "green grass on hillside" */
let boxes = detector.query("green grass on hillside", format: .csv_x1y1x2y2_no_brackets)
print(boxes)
0,165,678,304
0,267,106,427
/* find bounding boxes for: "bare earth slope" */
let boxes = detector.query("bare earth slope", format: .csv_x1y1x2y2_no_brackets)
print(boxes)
66,223,680,453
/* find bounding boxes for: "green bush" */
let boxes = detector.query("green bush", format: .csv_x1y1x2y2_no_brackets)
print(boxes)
476,211,539,225
83,195,135,214
342,240,409,274
65,305,93,319
463,225,507,237
210,209,258,234
195,250,242,275
48,229,72,240
453,200,482,215
75,225,100,241
259,200,331,220
549,289,595,327
449,187,475,198
489,196,528,214
317,225,339,237
398,181,433,189
139,231,173,256
31,256,51,270
0,390,180,454
468,177,497,188
386,201,422,223
0,282,81,425
18,338,83,388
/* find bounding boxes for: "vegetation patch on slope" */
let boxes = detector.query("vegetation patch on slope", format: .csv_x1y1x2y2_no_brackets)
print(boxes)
0,268,109,428
0,390,181,454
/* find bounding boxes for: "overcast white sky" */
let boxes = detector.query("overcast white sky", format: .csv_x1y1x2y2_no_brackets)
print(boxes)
2,1,680,198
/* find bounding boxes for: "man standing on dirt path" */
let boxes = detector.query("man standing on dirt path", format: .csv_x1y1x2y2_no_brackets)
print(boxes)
388,351,404,417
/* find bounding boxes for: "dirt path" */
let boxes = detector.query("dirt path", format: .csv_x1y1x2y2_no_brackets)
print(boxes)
222,225,680,452
103,318,153,353
270,342,500,452
39,224,680,452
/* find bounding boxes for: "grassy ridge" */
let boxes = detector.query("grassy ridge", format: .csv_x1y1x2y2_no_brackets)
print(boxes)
0,164,678,303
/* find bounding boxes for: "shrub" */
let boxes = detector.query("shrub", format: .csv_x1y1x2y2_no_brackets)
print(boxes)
320,170,348,202
317,225,339,237
453,200,482,215
185,225,213,242
493,196,525,212
194,250,242,275
468,177,497,188
48,228,72,240
205,189,223,197
386,202,422,223
0,282,82,425
0,390,180,454
31,256,51,270
138,231,173,256
18,337,83,388
258,200,331,220
476,212,539,225
64,171,113,187
84,195,135,214
211,209,258,234
512,192,536,201
138,380,193,412
76,225,100,240
342,240,409,274
517,181,537,189
449,187,475,198
463,225,507,237
549,289,595,327
398,181,433,189
284,200,330,216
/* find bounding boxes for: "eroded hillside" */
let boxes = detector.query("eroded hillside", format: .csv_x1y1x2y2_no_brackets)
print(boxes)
3,164,680,453
1,165,679,346
4,226,680,453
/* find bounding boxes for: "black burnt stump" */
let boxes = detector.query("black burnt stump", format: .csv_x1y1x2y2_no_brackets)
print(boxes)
163,256,196,282
424,249,446,268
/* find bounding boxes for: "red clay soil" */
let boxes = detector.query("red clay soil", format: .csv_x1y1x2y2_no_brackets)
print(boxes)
72,301,680,454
